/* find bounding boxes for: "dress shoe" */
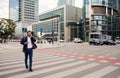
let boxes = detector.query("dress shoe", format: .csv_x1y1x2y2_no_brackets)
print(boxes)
29,69,33,72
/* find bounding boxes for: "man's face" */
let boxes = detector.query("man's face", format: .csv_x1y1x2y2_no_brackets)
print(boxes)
27,32,32,37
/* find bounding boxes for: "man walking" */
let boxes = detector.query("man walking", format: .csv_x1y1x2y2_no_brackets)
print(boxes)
20,31,36,72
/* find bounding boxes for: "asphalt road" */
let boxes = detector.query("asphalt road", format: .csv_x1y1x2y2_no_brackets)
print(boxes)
47,42,120,58
0,42,120,78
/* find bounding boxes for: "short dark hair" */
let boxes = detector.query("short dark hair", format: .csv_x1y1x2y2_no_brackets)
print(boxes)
27,31,32,33
27,31,34,35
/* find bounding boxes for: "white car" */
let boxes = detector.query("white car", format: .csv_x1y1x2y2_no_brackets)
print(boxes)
74,38,83,43
59,39,64,42
116,40,120,44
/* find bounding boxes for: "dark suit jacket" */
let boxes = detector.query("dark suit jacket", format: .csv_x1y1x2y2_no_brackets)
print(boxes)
20,36,36,52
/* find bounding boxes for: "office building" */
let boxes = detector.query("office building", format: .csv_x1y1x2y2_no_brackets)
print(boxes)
32,5,82,41
9,0,38,37
9,0,38,22
57,0,75,6
83,0,120,40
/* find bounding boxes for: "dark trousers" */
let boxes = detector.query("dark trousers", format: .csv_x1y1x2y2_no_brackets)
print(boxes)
24,48,33,69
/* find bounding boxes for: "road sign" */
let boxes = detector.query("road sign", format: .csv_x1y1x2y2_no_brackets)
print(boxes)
40,28,43,35
40,28,43,32
51,30,55,33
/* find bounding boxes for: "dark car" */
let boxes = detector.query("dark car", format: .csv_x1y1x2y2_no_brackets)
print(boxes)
103,40,116,45
89,39,103,45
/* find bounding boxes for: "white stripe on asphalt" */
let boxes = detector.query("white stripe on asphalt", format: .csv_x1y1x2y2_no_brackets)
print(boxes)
0,58,74,75
0,55,59,63
0,56,66,70
0,56,59,66
0,52,54,57
0,54,55,61
81,66,118,78
8,60,86,78
43,63,99,78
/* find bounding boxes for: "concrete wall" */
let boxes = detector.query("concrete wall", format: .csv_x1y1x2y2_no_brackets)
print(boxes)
66,5,82,22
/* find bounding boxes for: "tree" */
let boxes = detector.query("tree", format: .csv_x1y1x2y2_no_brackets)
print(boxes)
0,18,16,43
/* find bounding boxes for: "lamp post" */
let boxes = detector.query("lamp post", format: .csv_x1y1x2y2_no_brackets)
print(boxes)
57,15,61,46
50,14,61,47
51,14,54,46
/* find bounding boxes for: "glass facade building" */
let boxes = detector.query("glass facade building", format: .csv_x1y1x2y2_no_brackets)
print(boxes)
9,0,38,38
9,0,19,21
57,0,75,6
32,5,82,41
33,8,64,35
9,0,38,22
83,0,120,40
33,7,65,40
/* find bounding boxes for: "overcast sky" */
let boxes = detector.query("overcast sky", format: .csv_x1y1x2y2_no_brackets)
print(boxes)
0,0,83,18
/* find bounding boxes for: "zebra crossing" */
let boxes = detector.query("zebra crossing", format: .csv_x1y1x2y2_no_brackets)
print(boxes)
0,43,22,50
0,51,120,78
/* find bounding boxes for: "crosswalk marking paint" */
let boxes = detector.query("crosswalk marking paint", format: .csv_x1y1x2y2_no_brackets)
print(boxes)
0,52,58,62
43,63,99,78
81,66,118,78
0,56,66,70
8,61,86,78
0,58,74,75
0,54,55,61
0,56,59,66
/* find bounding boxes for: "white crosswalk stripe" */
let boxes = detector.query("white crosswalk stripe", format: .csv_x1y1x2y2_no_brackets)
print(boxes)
8,61,87,78
0,56,66,70
81,66,118,78
43,63,100,78
0,51,119,78
0,53,53,60
0,58,74,75
0,56,59,66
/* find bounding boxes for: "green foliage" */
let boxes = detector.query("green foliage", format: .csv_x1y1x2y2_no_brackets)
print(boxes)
0,18,16,40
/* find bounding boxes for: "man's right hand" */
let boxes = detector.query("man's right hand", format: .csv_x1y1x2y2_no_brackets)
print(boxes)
25,42,29,44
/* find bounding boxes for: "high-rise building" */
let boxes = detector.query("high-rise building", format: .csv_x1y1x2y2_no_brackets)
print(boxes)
57,0,75,6
9,0,38,38
83,0,120,40
9,0,38,23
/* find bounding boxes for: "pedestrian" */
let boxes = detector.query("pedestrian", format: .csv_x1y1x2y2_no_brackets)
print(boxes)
20,31,37,72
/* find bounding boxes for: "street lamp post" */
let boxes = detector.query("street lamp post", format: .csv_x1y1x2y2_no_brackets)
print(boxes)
51,14,61,47
57,15,61,46
51,14,54,46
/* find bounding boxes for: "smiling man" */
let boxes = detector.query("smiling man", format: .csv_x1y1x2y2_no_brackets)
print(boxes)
20,31,36,72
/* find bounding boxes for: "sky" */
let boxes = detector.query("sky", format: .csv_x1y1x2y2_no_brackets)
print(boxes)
0,0,83,19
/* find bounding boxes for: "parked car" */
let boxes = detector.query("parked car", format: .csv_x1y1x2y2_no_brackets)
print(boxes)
115,39,120,44
74,38,83,43
116,40,120,44
59,39,64,43
103,40,116,45
89,39,103,45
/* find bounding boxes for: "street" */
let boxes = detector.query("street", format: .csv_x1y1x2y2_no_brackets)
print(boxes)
0,42,120,78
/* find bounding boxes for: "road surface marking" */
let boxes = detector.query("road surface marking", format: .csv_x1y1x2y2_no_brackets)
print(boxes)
0,56,59,66
0,56,66,70
43,63,99,78
0,59,74,75
8,61,86,78
81,66,118,78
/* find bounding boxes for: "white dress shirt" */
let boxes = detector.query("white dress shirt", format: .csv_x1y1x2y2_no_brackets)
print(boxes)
27,37,33,48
